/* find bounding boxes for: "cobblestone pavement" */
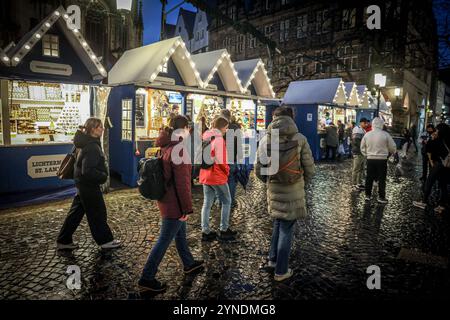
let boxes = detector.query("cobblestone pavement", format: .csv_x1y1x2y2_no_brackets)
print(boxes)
1,157,449,300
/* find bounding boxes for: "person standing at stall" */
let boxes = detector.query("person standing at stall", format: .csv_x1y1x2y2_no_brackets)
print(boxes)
360,117,397,204
255,107,315,282
419,124,436,182
57,118,121,250
200,117,236,241
138,115,204,293
325,122,339,160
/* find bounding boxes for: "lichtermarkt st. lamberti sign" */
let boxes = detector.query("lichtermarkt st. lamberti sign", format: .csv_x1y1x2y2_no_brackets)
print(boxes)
27,154,66,178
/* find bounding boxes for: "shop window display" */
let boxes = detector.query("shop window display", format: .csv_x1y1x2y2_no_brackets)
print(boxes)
189,94,224,129
7,81,90,145
227,99,256,131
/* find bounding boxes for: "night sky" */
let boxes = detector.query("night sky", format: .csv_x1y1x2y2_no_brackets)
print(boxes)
142,0,197,45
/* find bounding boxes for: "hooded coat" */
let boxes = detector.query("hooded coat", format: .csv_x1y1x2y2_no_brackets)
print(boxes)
156,130,193,219
73,130,108,187
360,117,397,160
255,116,315,221
325,124,339,147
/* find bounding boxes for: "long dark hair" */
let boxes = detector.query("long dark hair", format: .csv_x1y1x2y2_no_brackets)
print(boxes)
164,115,189,136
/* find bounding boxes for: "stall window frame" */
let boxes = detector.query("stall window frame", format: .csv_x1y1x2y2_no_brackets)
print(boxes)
121,99,133,141
42,34,59,58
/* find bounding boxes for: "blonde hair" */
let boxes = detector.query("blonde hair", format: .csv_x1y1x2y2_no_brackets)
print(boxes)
82,117,103,135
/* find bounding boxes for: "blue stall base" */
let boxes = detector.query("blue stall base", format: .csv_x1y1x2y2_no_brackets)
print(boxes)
0,185,76,210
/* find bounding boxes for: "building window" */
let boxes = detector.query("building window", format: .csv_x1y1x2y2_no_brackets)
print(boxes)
201,30,204,39
199,13,202,22
280,19,290,42
122,99,132,141
229,5,237,20
265,24,273,36
195,32,199,41
295,55,304,77
249,34,257,48
237,35,245,52
42,34,59,57
281,0,288,5
297,14,308,38
265,0,270,10
316,10,330,34
342,8,356,30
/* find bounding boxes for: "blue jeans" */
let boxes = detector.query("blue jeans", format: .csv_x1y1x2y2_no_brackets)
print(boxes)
268,219,296,275
228,164,238,205
141,218,195,281
201,184,231,233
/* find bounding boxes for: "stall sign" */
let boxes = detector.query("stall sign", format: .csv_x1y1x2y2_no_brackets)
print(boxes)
27,154,66,178
307,113,313,122
185,99,193,118
168,92,183,104
154,76,175,86
206,84,218,91
30,61,73,76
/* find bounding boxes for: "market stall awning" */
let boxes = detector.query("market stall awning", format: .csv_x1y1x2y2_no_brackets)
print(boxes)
234,59,275,98
4,6,106,79
344,82,360,106
191,49,244,93
282,78,347,105
356,85,370,108
108,36,202,87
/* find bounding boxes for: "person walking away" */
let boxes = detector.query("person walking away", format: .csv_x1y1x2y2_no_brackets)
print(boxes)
138,115,204,292
57,118,121,250
200,117,237,241
413,123,450,213
255,107,315,282
345,122,355,157
351,118,369,191
219,109,242,208
419,124,436,182
360,117,397,204
325,122,339,160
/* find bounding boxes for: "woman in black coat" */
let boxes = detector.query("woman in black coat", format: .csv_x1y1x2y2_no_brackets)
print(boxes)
57,118,121,250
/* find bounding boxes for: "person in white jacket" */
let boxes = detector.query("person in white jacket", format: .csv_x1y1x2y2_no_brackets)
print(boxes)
360,117,397,204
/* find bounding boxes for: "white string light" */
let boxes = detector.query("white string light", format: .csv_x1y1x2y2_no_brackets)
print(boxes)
2,56,9,62
13,57,20,62
35,33,41,39
54,11,60,16
24,45,30,50
45,22,51,28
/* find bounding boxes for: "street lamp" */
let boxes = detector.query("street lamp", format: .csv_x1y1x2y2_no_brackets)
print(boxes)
374,73,386,117
394,87,401,97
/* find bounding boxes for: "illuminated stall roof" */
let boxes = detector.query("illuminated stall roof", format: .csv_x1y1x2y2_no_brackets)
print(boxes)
282,78,347,105
108,36,203,87
234,59,275,98
356,85,371,108
191,49,244,93
368,91,389,112
4,6,106,79
344,82,360,106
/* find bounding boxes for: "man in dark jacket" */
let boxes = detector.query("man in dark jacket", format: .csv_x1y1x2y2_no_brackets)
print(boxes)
325,123,339,160
57,118,120,250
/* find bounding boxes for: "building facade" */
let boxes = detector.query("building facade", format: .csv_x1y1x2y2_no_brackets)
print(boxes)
0,0,143,70
208,0,438,131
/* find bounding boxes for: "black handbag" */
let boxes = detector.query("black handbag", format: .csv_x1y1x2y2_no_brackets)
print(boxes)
57,146,79,180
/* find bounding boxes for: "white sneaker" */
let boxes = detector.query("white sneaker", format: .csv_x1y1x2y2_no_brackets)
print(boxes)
100,240,121,249
413,201,427,209
274,268,293,282
377,198,388,204
365,196,372,202
56,242,79,250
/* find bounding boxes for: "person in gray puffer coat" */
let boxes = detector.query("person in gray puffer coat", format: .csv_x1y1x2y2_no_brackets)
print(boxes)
255,107,315,282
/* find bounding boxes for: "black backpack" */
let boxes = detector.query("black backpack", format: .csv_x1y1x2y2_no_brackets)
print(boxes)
137,154,166,200
200,136,215,169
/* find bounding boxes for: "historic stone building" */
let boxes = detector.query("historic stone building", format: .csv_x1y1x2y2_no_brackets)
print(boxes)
0,0,143,70
208,0,438,131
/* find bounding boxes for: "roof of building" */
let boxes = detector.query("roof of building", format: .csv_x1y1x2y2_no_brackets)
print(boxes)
2,5,106,79
191,49,244,93
108,36,202,87
179,8,196,39
283,78,347,105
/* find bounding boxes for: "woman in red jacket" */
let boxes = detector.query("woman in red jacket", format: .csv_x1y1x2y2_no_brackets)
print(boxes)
200,117,237,242
138,115,204,293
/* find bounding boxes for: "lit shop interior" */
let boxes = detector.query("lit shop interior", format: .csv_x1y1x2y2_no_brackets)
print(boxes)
133,88,184,142
187,93,224,128
5,80,90,145
317,105,356,131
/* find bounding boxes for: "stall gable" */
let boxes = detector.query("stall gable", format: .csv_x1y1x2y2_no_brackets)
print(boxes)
235,59,275,98
344,82,360,106
2,24,97,84
5,6,106,80
357,85,370,108
208,72,226,92
108,37,203,88
283,78,347,105
191,49,243,93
